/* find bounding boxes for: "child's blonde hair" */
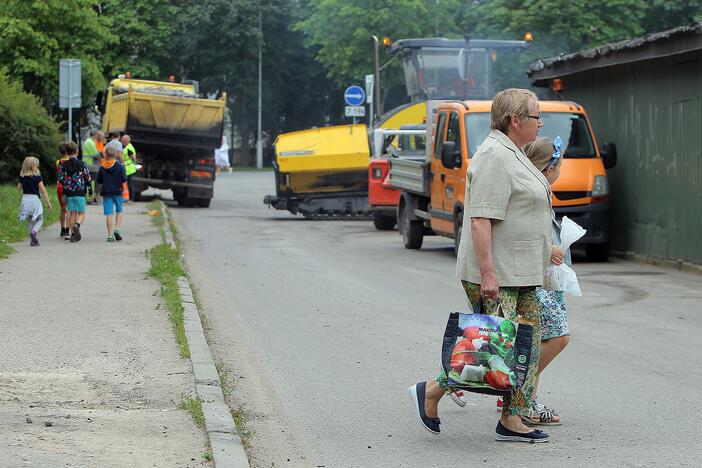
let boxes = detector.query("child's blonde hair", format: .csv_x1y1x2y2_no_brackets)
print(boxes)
523,137,562,172
20,156,41,177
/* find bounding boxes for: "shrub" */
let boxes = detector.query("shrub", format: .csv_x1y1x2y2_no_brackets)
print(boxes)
0,69,62,183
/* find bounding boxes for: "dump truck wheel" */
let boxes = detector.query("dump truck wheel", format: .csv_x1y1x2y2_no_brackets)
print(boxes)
400,204,423,249
373,212,396,231
196,198,211,208
177,197,196,207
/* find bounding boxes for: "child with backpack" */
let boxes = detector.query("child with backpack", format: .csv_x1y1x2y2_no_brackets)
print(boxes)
57,141,91,242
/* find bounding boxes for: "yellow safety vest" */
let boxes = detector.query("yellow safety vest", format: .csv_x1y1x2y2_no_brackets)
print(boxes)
123,143,137,176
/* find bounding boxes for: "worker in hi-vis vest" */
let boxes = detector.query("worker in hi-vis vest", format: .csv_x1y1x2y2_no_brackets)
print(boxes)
82,129,103,203
120,134,138,201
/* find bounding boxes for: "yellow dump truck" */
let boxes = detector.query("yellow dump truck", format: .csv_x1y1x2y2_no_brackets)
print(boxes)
99,78,226,207
263,101,425,217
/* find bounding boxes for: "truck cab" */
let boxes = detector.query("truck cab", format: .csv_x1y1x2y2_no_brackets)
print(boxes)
368,125,426,230
392,100,616,260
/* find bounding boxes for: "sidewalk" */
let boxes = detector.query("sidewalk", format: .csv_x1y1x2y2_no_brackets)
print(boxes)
0,203,210,467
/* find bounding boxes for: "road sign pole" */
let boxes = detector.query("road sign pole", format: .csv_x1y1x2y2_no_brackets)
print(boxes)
67,60,72,141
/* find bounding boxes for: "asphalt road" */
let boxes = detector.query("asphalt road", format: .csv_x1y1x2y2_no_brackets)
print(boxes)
167,171,702,468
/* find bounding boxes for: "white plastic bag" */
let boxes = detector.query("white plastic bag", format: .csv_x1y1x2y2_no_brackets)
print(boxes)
545,216,586,296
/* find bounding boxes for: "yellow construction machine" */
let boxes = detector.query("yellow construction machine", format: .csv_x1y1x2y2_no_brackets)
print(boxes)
264,101,425,217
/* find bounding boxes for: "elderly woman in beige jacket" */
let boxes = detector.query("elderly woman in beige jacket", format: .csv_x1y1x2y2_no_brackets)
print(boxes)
409,88,553,443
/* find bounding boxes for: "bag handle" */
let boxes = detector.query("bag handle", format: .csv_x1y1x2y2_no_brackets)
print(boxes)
473,296,505,318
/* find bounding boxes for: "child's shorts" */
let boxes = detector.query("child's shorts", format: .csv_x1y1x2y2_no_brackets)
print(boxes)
102,195,123,216
66,196,86,213
536,288,570,340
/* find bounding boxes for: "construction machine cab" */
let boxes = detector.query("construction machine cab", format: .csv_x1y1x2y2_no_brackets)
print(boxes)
388,38,529,102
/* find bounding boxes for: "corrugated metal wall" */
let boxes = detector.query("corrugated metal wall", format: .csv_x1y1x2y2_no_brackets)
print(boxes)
562,50,702,264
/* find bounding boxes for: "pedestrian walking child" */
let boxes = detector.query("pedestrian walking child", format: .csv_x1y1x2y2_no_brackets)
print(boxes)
56,142,70,239
17,156,52,246
520,135,570,426
97,147,127,242
57,141,91,242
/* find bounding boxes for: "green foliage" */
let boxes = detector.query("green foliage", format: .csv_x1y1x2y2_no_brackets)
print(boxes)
98,0,181,80
296,0,463,88
0,184,60,258
0,0,114,110
0,71,62,183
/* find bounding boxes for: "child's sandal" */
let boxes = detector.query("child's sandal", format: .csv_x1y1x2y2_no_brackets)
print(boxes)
522,402,562,426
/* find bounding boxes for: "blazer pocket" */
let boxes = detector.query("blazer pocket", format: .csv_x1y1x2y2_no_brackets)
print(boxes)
513,240,541,276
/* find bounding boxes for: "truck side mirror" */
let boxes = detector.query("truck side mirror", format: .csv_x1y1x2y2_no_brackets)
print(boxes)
441,141,456,169
601,142,617,169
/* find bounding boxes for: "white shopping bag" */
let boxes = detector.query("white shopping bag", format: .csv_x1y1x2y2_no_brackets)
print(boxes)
545,216,586,296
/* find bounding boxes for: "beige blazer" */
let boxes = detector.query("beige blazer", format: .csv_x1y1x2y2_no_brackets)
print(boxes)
456,129,552,287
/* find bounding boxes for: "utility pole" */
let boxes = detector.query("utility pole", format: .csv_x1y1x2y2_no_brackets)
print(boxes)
372,36,382,121
256,6,263,169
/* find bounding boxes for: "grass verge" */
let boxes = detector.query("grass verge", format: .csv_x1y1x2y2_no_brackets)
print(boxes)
177,396,205,428
147,203,189,358
231,405,252,451
0,184,60,258
215,361,233,398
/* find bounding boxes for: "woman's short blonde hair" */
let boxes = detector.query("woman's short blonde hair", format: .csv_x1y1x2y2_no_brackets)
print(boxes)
20,156,40,177
490,88,538,134
523,137,561,172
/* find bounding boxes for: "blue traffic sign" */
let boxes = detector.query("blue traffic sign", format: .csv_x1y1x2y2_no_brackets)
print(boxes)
344,85,366,106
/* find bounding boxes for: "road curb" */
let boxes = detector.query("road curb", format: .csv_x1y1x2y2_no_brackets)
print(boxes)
162,202,249,467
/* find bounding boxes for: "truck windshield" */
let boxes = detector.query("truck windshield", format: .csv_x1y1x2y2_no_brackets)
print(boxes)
464,112,597,158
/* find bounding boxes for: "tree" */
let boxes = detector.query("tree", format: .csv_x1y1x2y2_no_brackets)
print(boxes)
0,70,62,183
296,0,463,89
456,0,702,89
0,0,114,111
640,1,702,35
97,0,183,80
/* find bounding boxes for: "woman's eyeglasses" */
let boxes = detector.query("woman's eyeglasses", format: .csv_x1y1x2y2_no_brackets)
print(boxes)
527,115,542,122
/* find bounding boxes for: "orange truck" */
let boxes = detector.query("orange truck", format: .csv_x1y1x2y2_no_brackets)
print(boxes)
368,125,426,230
389,100,618,261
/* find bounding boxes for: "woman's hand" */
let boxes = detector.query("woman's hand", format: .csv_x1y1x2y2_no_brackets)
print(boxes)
481,270,500,301
550,245,565,265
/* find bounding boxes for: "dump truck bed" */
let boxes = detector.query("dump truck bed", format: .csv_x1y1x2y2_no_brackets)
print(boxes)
105,85,225,149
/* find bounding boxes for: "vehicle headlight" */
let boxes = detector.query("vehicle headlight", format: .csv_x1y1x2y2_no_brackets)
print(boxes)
372,167,383,179
592,175,608,196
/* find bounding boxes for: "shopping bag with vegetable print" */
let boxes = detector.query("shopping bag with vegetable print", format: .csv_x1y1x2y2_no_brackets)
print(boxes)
441,300,533,396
